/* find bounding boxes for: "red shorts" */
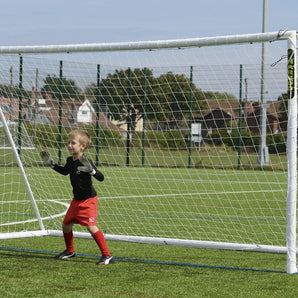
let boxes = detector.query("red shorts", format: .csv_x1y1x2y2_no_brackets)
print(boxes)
63,196,98,226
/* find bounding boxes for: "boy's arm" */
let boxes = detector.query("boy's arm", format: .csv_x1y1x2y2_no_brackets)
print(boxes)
52,163,69,176
92,167,104,181
40,151,69,175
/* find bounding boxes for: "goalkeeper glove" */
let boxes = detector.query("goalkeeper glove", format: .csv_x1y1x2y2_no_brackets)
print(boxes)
40,151,55,168
78,155,96,175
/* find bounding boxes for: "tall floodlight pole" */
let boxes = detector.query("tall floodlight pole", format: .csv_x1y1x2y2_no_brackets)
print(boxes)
257,0,269,165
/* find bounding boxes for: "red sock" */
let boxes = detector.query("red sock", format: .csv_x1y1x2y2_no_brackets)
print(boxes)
92,230,111,256
63,231,74,253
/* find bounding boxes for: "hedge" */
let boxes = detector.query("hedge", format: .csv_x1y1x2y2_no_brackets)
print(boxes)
205,129,286,154
23,123,123,148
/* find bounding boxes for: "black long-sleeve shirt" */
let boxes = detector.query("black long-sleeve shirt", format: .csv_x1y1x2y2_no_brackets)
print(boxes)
53,157,104,200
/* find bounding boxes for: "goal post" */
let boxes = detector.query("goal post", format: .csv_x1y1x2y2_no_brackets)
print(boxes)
0,30,296,273
285,34,297,274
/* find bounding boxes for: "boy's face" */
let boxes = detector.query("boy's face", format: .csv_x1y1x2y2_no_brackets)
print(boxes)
68,136,86,158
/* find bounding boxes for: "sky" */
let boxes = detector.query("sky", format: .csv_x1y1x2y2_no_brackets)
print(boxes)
0,0,297,46
0,0,296,101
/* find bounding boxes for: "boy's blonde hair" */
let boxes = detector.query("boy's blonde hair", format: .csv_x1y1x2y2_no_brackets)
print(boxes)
68,130,91,149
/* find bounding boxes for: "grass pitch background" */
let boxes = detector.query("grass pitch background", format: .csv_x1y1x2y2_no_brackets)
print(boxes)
0,150,295,297
1,162,288,247
0,236,297,297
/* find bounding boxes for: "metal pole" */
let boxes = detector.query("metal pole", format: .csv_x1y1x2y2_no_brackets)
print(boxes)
188,66,193,167
95,64,101,166
9,66,13,121
18,55,23,156
35,68,39,91
257,0,269,165
126,68,131,166
58,61,63,165
141,68,147,167
238,64,243,170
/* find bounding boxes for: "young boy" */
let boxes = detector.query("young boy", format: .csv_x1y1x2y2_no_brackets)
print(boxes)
40,129,114,265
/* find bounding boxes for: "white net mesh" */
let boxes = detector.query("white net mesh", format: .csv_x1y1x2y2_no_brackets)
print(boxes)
0,33,295,253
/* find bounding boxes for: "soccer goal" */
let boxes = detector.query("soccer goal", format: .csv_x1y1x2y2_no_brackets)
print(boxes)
0,30,296,273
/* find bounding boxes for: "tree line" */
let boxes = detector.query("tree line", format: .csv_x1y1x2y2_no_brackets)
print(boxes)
1,67,238,132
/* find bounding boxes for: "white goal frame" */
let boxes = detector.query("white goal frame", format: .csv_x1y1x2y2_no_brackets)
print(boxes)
0,30,296,273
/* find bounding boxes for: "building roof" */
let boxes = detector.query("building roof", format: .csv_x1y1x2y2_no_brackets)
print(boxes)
0,97,28,121
203,99,283,119
41,98,125,133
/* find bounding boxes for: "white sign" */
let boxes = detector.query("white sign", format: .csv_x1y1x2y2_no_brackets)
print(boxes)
191,123,202,143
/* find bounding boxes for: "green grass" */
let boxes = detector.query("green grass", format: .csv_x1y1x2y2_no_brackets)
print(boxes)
0,148,296,297
0,146,288,170
0,166,288,247
0,236,298,297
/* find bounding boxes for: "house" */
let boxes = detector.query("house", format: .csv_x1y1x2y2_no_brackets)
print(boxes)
194,99,284,137
0,97,28,121
77,99,94,124
23,97,126,136
203,108,233,130
193,100,240,139
246,104,280,134
0,95,286,139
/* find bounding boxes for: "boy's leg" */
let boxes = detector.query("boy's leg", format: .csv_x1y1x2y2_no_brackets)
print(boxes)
62,223,75,253
55,223,76,259
88,226,111,256
63,230,74,253
91,228,115,265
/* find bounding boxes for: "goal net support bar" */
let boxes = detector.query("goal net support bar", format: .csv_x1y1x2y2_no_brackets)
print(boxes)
0,107,45,232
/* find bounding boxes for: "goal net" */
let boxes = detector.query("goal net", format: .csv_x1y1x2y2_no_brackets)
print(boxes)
0,30,296,273
0,121,35,149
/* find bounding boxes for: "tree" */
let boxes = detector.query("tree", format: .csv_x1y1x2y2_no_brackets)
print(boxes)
86,68,160,133
0,83,30,99
40,75,82,100
154,71,206,128
85,68,206,132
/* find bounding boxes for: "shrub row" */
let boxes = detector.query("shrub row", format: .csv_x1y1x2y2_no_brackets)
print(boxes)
24,123,123,148
132,130,186,149
205,129,286,154
23,123,286,153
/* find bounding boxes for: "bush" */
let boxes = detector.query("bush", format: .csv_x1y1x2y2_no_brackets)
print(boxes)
267,134,286,154
25,123,63,148
24,123,123,148
205,129,286,154
83,126,123,148
145,130,186,149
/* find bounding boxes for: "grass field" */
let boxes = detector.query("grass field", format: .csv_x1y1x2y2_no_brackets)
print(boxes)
0,148,297,297
1,236,298,297
0,165,288,246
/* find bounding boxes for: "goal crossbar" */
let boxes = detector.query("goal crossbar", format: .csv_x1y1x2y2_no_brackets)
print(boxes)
0,31,295,54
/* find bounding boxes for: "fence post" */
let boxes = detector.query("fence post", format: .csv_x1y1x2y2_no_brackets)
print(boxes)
95,64,101,166
58,60,63,165
238,64,243,170
17,55,23,156
126,68,131,166
188,66,193,167
141,68,147,167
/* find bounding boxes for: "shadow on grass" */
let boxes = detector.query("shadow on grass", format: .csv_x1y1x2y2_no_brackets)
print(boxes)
0,245,287,274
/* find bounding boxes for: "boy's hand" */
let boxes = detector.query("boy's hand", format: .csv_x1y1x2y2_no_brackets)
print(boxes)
40,151,55,168
78,155,96,175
